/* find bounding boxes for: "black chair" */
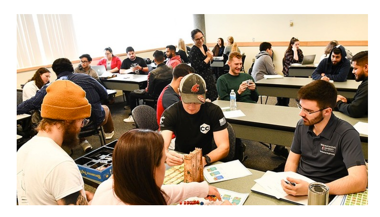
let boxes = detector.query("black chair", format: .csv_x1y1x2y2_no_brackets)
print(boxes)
132,105,159,131
143,78,172,109
212,122,246,163
79,121,106,147
241,53,246,72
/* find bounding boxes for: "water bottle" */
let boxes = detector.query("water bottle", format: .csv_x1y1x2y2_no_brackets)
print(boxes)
230,89,237,110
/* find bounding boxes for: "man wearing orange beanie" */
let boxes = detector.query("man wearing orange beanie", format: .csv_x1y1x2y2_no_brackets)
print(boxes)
17,80,94,205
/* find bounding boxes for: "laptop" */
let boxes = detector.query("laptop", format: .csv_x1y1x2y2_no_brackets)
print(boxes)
92,65,107,76
300,54,316,65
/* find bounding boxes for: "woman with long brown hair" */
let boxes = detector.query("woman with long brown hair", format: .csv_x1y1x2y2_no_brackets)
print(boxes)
91,129,229,205
22,67,51,101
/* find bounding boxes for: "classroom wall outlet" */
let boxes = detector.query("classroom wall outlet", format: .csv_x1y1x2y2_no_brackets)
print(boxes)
252,38,255,42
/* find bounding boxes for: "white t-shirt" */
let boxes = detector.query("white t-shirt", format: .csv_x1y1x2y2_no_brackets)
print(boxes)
91,177,209,205
17,136,84,205
22,80,39,101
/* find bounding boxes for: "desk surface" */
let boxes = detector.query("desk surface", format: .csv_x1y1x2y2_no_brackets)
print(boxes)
100,74,148,91
256,77,359,98
213,100,368,159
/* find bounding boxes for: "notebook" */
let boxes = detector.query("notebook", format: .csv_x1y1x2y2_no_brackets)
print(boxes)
92,65,107,76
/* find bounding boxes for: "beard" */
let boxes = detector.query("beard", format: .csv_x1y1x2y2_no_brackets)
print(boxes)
355,72,365,82
302,112,324,126
61,121,81,149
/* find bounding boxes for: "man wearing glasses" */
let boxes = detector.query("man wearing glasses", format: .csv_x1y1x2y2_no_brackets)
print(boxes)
281,80,367,196
74,54,99,80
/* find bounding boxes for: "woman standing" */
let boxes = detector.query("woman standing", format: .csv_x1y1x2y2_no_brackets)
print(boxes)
177,38,189,63
91,129,230,205
280,37,304,106
188,29,218,101
97,47,122,73
22,67,51,101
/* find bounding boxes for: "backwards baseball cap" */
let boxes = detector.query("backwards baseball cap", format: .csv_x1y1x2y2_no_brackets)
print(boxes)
179,73,206,104
41,80,91,120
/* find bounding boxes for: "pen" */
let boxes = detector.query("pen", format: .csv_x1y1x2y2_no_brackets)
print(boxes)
284,180,296,186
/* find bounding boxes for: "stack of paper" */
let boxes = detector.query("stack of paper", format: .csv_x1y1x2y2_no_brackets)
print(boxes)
264,74,284,79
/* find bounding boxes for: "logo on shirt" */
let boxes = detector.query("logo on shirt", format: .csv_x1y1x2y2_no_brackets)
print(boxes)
160,116,165,126
320,144,336,156
200,123,210,134
219,117,226,126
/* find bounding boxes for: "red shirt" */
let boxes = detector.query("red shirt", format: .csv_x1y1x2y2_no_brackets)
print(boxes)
97,56,122,72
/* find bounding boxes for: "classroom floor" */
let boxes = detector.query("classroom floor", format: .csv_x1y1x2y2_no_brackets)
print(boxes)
70,94,298,192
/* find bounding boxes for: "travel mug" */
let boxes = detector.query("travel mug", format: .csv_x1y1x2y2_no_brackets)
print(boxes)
308,182,329,205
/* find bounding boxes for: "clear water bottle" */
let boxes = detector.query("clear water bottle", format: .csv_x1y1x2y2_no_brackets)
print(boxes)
230,89,237,110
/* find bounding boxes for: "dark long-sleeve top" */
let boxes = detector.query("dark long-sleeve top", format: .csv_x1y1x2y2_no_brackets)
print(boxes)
312,45,351,82
336,77,368,118
17,71,108,126
282,49,304,76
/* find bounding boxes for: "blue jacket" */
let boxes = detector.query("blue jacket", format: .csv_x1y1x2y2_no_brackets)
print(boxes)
17,71,108,126
312,45,351,82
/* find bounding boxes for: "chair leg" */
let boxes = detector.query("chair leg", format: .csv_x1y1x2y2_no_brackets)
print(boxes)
99,126,106,146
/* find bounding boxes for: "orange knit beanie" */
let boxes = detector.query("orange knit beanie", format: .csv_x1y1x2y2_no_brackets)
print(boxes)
41,80,91,120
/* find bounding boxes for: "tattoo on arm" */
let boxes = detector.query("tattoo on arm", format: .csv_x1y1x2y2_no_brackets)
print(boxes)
61,191,88,205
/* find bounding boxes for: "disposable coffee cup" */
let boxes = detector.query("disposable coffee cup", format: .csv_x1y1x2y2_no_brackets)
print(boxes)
308,182,329,205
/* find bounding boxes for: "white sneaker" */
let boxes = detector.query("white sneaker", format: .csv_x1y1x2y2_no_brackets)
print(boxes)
123,116,134,123
80,140,93,153
105,131,114,140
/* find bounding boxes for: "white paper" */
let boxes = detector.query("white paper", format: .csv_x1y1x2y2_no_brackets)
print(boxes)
204,160,252,183
17,114,31,120
254,171,315,199
264,74,284,79
180,188,249,205
222,110,246,118
354,122,368,136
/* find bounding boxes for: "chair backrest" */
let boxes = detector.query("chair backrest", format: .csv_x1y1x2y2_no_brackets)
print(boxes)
17,89,23,106
212,122,236,162
150,78,172,99
132,105,159,131
241,54,246,72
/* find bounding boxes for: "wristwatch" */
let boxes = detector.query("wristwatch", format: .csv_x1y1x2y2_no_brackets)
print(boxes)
204,155,211,165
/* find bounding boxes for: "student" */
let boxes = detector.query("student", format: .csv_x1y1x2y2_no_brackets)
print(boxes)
91,129,231,205
165,45,181,69
336,51,368,118
17,80,93,205
216,51,259,103
311,45,351,82
120,46,148,74
97,47,122,73
74,54,98,80
22,67,51,101
160,73,230,167
251,42,276,82
281,80,367,196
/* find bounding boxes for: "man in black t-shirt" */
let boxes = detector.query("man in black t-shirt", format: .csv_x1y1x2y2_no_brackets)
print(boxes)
160,74,229,167
120,46,148,75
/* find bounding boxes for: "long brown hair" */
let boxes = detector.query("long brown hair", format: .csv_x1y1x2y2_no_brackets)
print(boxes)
286,37,299,53
112,129,167,205
27,67,50,89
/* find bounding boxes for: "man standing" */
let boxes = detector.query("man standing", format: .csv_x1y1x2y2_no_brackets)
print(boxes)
120,46,148,74
312,45,351,82
165,45,182,69
74,54,98,80
251,42,276,82
160,74,230,167
17,80,93,205
124,50,173,122
336,51,368,118
281,80,367,196
17,58,115,152
216,51,259,103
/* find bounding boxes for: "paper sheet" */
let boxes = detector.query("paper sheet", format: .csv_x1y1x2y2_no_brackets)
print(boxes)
221,109,246,118
354,122,368,136
264,74,284,79
179,188,249,205
204,160,252,183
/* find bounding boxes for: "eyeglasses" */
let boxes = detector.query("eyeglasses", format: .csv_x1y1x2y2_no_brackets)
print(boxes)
194,36,204,41
81,118,90,127
296,103,327,115
80,60,89,63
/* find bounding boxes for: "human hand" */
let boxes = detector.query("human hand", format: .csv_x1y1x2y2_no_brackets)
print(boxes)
281,177,309,196
337,95,347,103
292,44,298,51
165,151,184,166
85,190,94,203
321,76,330,81
206,50,213,59
247,80,256,90
238,81,248,94
206,186,222,201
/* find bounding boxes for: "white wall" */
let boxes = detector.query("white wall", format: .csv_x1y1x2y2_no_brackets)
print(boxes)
204,14,368,74
17,14,368,88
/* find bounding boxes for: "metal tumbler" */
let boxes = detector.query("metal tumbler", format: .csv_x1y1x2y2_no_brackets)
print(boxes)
308,182,329,205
